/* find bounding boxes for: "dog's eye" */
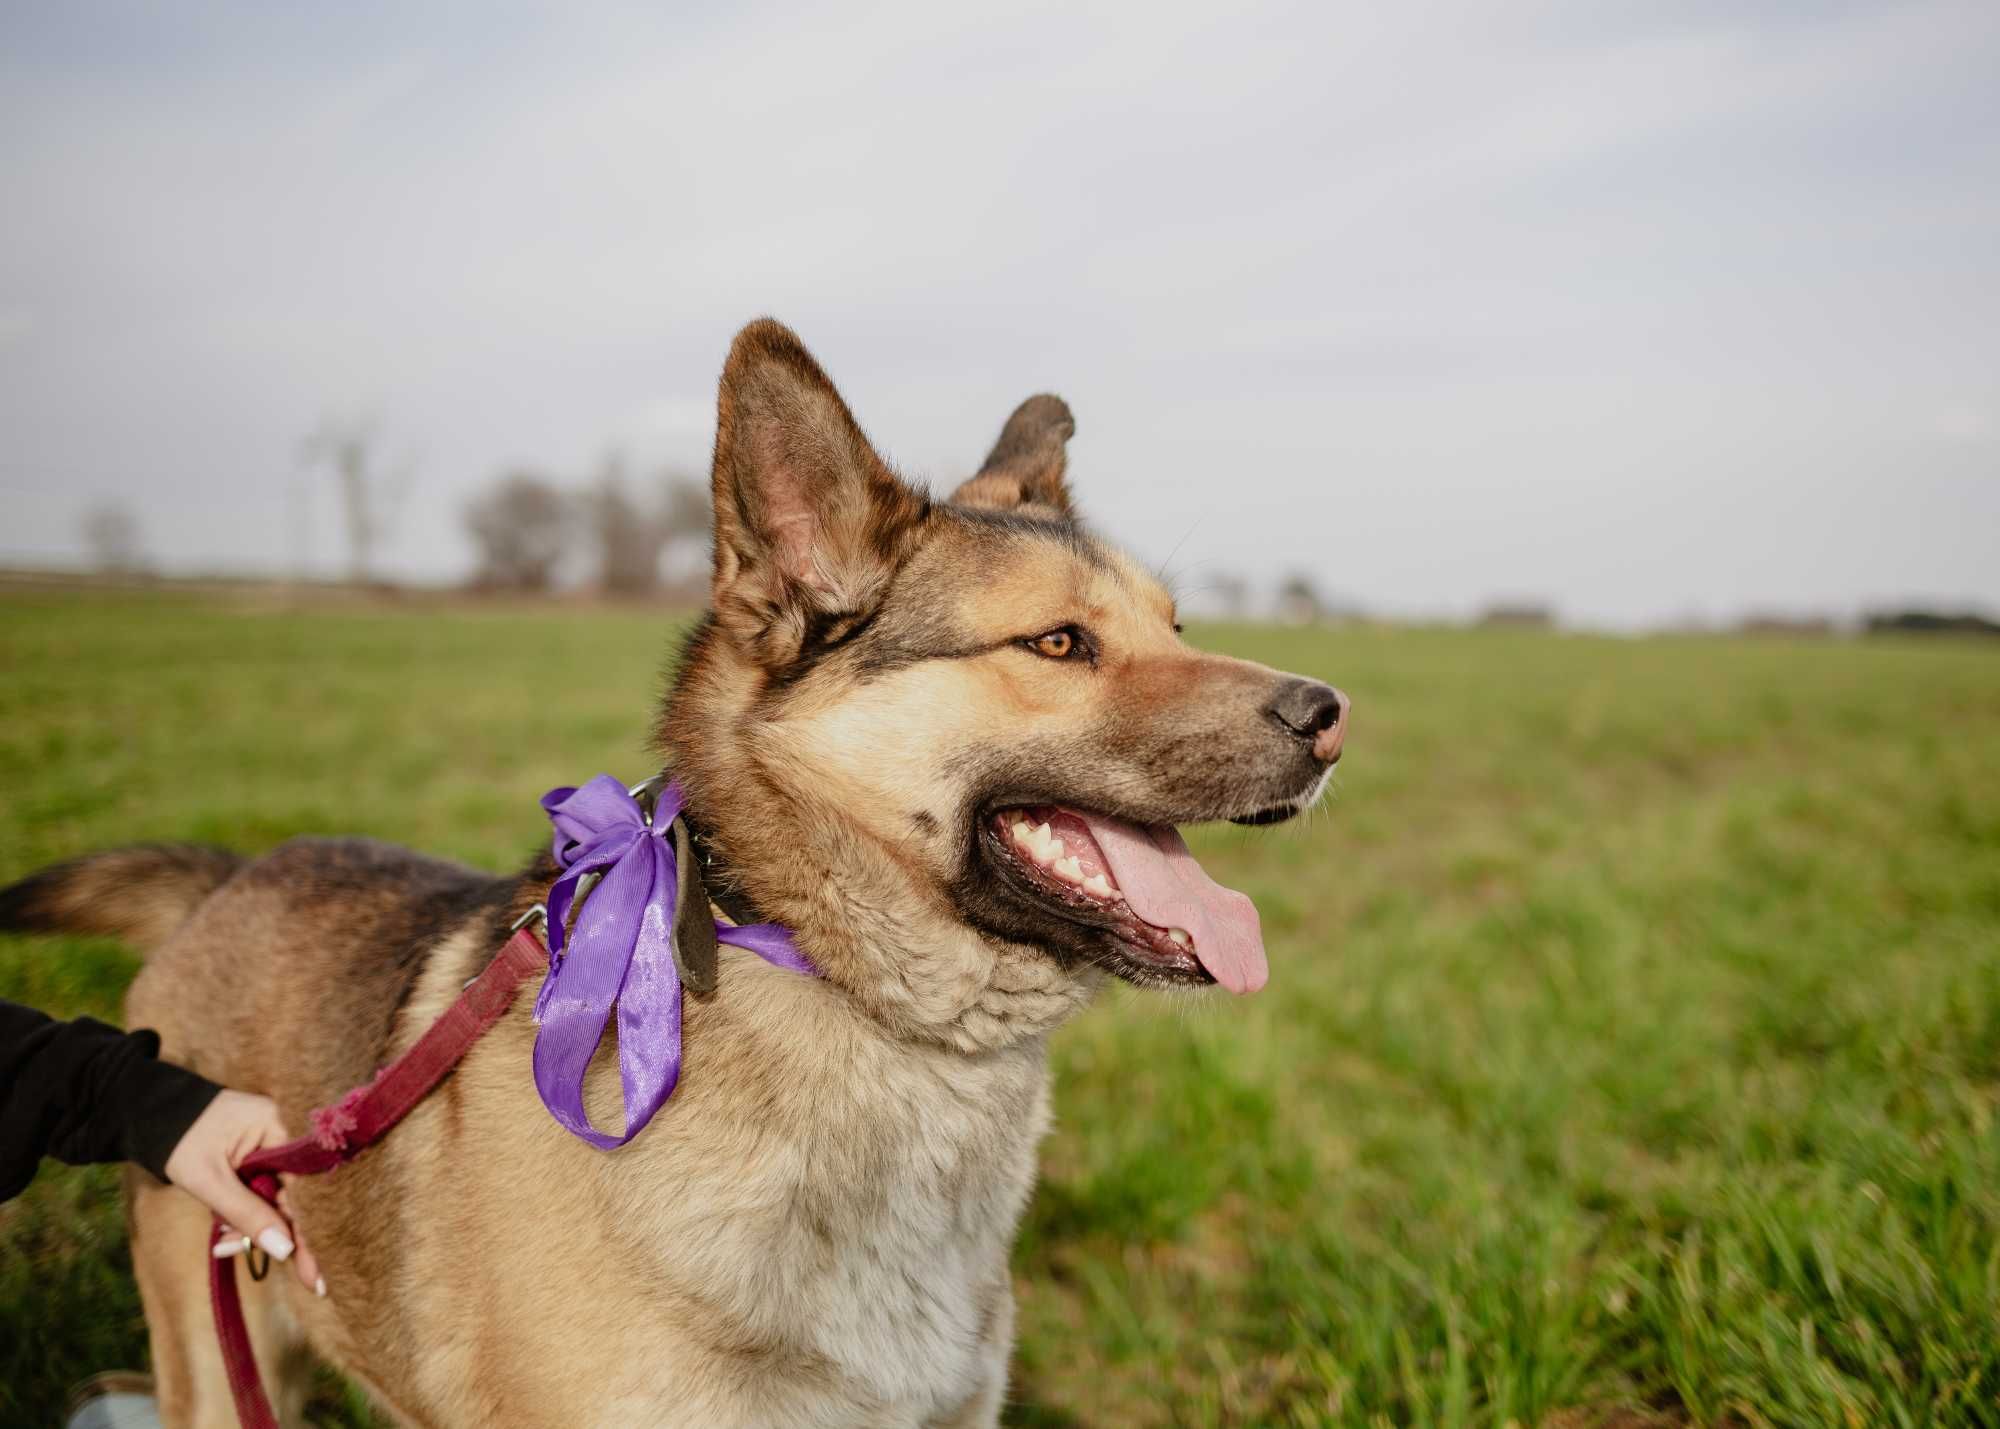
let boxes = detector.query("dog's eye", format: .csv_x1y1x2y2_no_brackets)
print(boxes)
1026,627,1081,660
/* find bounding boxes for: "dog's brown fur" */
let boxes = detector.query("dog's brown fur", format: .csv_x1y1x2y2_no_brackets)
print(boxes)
2,320,1344,1427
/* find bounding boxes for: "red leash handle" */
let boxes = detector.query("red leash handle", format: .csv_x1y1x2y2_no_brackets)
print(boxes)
209,928,547,1428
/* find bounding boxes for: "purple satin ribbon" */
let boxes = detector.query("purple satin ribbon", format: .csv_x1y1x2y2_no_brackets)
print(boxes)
532,775,816,1149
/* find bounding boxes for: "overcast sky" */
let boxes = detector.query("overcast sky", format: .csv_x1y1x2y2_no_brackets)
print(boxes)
2,0,1995,626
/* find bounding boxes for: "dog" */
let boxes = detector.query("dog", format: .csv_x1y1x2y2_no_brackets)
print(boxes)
1,319,1349,1428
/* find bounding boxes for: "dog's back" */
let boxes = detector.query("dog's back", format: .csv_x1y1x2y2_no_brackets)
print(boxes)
185,842,511,1112
6,837,509,1103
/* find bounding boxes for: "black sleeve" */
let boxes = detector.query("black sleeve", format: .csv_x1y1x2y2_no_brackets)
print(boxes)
0,998,223,1201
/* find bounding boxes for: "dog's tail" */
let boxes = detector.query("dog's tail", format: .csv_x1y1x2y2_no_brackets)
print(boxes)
0,844,243,954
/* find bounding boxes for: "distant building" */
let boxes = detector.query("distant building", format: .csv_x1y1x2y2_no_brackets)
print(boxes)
1737,614,1838,638
1475,602,1555,630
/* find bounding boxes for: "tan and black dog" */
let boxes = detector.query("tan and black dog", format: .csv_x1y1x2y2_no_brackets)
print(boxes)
1,320,1348,1428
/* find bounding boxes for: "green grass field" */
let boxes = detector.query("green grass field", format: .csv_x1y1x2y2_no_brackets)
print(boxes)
3,590,1998,1428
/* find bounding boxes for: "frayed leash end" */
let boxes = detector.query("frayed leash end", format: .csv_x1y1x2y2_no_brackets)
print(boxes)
309,1083,371,1152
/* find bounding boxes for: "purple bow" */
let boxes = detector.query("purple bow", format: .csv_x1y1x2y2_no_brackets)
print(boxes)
532,775,816,1149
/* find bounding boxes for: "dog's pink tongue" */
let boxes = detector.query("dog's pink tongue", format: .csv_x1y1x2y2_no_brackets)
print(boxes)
1079,814,1268,994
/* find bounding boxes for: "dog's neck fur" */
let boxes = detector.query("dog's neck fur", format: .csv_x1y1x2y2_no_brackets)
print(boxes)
658,618,1098,1057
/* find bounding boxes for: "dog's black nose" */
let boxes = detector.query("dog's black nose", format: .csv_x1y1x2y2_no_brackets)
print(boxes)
1267,680,1349,764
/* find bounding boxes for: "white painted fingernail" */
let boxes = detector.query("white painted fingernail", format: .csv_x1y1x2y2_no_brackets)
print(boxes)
213,1236,253,1259
256,1228,294,1262
314,1276,328,1298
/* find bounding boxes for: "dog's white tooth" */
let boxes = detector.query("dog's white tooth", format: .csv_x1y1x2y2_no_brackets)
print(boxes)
1168,928,1193,948
1053,856,1083,883
1082,873,1114,899
1044,837,1066,862
1011,819,1031,839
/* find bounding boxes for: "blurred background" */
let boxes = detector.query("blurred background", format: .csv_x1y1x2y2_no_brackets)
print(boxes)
3,3,1999,1426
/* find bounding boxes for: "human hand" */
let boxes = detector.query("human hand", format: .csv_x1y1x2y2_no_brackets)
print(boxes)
164,1089,325,1296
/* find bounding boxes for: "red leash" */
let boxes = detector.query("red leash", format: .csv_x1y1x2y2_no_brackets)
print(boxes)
208,924,547,1429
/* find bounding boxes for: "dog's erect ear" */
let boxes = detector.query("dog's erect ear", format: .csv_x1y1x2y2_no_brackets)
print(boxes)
949,394,1075,516
709,319,929,665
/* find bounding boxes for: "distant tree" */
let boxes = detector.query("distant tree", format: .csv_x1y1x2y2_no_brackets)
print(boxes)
1210,572,1251,619
656,471,711,596
659,472,709,544
587,458,666,595
578,463,710,597
465,472,572,591
80,502,145,575
302,418,414,584
1275,572,1322,624
1864,608,2000,638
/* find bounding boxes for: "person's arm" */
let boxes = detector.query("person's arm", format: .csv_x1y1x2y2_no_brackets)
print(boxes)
0,998,219,1199
0,999,322,1293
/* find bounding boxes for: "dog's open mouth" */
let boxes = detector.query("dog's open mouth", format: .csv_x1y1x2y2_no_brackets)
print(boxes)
985,806,1268,994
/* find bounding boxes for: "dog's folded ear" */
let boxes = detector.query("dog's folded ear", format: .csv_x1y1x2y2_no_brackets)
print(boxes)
709,319,929,665
949,394,1075,516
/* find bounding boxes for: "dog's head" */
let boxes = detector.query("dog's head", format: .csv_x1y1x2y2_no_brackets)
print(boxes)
662,320,1347,1047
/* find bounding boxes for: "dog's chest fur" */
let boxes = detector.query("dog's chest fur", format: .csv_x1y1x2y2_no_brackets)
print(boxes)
390,945,1053,1426
747,1020,1047,1416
